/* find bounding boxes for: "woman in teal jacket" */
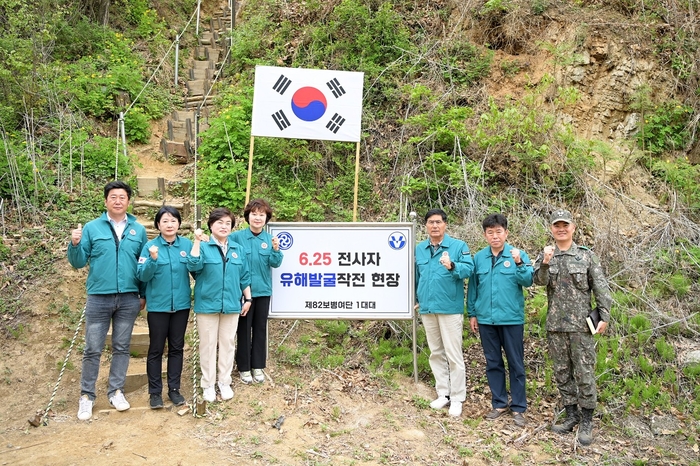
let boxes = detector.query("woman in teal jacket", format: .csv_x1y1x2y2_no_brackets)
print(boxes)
187,208,252,403
137,206,192,409
229,199,284,384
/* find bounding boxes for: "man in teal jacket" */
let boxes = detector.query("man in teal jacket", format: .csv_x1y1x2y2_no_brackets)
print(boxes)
467,213,533,427
415,208,474,417
68,180,147,421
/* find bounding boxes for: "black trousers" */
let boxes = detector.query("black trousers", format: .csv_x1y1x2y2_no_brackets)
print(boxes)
147,309,190,394
235,296,270,371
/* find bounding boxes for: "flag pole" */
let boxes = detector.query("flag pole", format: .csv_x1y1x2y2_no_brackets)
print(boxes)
352,141,360,222
246,135,254,206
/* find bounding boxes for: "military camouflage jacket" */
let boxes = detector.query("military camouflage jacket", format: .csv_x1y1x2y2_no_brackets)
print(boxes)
533,242,612,332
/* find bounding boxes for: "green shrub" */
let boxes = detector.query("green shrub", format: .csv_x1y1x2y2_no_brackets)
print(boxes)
649,158,700,212
637,102,692,155
124,108,151,143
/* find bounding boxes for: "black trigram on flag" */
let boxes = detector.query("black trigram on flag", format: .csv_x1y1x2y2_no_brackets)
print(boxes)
326,78,346,98
326,113,346,134
272,110,291,131
273,75,292,95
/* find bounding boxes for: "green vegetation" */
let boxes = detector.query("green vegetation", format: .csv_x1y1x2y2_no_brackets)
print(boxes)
0,1,700,462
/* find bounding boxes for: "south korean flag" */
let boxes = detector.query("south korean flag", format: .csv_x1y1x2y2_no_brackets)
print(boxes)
251,66,364,143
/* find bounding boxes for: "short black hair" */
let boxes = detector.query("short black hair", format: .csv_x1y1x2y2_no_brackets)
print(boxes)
482,213,508,231
244,198,273,224
207,207,235,231
154,206,182,229
424,208,447,224
104,180,132,199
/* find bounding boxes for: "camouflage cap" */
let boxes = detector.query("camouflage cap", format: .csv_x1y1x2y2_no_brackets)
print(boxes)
550,209,573,224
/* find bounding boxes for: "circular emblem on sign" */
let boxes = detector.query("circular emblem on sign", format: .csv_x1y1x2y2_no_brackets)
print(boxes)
504,260,511,268
277,232,294,251
291,87,327,121
231,252,238,259
261,242,268,249
129,229,136,236
388,232,407,251
180,251,187,257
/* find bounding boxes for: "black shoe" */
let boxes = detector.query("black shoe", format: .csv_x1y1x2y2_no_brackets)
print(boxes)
168,389,186,406
578,408,595,446
150,394,164,409
552,404,580,433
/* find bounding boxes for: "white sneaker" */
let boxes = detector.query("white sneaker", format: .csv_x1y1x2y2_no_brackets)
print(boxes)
430,396,450,410
218,382,234,401
109,390,130,411
252,368,265,384
77,395,93,420
239,371,253,384
448,401,463,417
202,386,216,402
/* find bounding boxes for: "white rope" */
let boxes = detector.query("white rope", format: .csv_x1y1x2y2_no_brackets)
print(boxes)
123,7,200,116
41,306,86,425
190,315,204,417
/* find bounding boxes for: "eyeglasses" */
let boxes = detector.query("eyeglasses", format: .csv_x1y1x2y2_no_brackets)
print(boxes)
108,195,128,202
426,220,445,226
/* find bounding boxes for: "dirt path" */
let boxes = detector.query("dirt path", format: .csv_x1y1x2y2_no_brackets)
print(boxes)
132,121,188,183
0,260,691,465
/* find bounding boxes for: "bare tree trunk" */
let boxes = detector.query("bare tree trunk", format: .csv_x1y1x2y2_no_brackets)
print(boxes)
80,0,110,25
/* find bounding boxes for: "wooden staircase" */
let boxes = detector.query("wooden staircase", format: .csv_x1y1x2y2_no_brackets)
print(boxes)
160,6,231,165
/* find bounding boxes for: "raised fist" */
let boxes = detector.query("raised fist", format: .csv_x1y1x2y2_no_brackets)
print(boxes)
542,245,555,264
149,245,159,260
439,251,451,269
511,248,521,264
71,223,83,246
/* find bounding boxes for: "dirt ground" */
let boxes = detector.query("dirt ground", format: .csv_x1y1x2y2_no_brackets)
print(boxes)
0,259,694,466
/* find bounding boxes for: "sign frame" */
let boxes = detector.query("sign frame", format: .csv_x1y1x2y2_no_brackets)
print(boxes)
267,222,414,320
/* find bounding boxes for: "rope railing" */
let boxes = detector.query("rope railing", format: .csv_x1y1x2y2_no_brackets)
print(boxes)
41,306,86,425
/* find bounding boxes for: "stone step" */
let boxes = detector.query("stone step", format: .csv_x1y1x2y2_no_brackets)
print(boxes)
186,79,212,97
160,139,192,164
167,119,193,140
133,198,193,221
106,324,149,357
188,67,214,80
191,59,215,70
137,177,165,198
124,359,148,393
210,17,232,33
172,110,195,121
199,31,216,46
193,46,221,62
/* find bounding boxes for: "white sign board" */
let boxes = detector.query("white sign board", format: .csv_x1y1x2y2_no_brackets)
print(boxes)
268,222,414,320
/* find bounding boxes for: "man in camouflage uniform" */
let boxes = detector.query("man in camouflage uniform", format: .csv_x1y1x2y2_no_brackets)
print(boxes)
533,209,612,446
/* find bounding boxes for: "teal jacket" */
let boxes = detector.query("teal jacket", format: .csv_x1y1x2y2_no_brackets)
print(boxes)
467,244,533,325
229,228,284,297
67,212,147,296
137,235,193,312
187,239,251,314
415,234,474,314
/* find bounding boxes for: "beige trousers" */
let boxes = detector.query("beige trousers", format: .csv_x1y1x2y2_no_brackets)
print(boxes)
196,313,240,388
421,313,466,402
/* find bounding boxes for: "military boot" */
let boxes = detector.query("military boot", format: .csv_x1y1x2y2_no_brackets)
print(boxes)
577,408,594,445
551,404,580,433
